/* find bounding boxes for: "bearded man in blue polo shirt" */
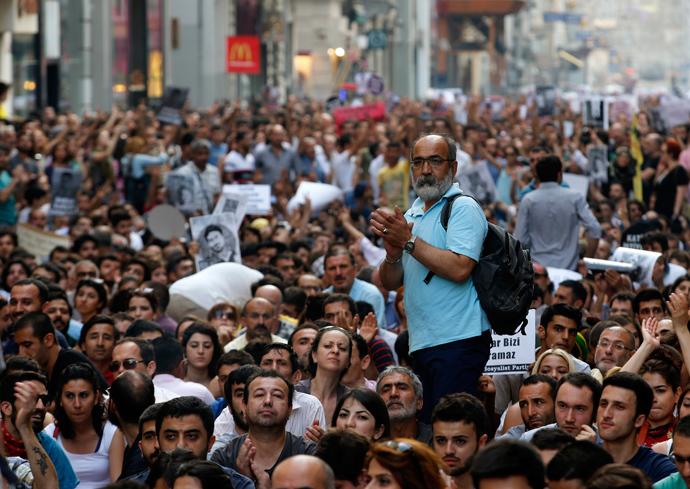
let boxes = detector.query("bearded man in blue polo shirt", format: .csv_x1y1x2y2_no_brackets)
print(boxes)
371,133,491,422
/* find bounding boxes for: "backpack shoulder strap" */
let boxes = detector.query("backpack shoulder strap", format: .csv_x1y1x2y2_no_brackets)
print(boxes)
424,192,474,284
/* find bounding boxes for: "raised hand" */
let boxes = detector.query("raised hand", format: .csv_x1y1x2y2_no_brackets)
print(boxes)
359,313,379,344
304,418,325,444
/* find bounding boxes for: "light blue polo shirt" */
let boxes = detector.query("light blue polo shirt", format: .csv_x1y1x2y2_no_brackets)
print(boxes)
403,183,490,353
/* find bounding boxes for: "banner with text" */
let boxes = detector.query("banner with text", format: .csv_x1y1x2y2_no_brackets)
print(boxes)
332,102,386,128
17,223,70,263
483,309,536,375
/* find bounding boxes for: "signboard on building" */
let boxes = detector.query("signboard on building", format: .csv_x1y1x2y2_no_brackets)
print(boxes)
226,36,261,74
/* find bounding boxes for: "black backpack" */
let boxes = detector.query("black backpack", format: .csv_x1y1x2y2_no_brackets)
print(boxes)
423,194,534,335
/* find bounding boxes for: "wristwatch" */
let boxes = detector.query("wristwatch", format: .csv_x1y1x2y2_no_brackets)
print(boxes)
404,235,417,254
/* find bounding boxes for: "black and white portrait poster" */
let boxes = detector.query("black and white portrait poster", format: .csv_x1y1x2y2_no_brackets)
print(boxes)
584,96,609,129
213,192,249,230
50,167,82,216
456,161,500,205
166,173,197,217
586,145,609,186
535,85,557,117
190,213,241,271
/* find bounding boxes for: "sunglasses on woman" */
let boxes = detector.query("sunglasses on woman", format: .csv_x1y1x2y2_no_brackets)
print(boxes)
214,310,235,320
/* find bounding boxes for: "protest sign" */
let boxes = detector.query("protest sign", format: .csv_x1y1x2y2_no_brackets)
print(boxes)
17,223,70,263
190,213,241,271
287,182,344,213
586,145,609,186
610,247,661,287
661,98,690,129
157,87,189,125
545,267,583,293
562,173,589,199
484,309,536,375
213,192,249,229
222,184,271,215
584,96,608,129
166,173,198,217
332,102,386,127
50,167,81,216
535,85,557,117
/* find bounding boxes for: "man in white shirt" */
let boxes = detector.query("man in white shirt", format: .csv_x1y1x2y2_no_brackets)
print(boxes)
150,336,215,404
223,131,256,184
224,297,287,352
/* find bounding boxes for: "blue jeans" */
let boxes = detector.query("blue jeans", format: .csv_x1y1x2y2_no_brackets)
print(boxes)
413,330,492,423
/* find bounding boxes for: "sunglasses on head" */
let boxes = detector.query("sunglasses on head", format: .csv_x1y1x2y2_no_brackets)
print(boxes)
108,358,146,372
214,310,235,320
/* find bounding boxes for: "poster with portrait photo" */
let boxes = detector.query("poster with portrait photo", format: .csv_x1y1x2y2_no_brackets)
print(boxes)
535,85,557,117
213,192,249,230
190,213,241,271
50,167,82,216
584,96,609,129
166,173,197,217
586,145,609,186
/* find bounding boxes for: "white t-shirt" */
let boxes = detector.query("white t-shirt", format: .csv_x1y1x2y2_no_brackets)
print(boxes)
223,150,256,178
44,421,119,489
331,150,356,191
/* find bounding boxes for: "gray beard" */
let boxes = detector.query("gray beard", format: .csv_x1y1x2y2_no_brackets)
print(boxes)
412,171,454,202
387,400,418,422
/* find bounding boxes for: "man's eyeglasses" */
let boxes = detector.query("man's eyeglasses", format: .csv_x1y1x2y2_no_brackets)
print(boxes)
598,339,634,352
38,394,53,407
214,310,235,320
108,358,146,372
410,157,452,169
673,454,690,466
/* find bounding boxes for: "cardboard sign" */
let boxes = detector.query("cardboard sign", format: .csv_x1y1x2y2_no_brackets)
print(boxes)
562,173,589,199
587,145,609,186
213,192,249,230
50,167,81,217
332,102,386,127
157,86,189,126
222,184,271,215
17,223,70,263
484,310,536,375
190,213,241,271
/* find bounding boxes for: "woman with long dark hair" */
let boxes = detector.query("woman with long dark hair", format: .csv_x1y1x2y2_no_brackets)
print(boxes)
44,363,124,487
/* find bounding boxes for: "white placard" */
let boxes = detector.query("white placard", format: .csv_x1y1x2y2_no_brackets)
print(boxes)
223,184,271,215
213,192,249,230
484,309,536,376
287,181,344,213
562,173,589,199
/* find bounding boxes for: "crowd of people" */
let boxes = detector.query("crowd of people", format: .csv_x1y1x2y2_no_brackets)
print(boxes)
1,92,690,489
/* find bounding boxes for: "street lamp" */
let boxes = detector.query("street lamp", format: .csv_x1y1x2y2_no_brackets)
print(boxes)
335,47,345,57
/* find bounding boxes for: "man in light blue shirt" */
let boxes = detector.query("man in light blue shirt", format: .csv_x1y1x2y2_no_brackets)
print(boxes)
371,133,492,422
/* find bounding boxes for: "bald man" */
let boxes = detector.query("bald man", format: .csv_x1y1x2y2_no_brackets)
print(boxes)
254,284,297,339
271,455,335,489
224,297,287,352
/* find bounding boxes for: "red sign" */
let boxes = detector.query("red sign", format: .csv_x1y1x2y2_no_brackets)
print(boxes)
332,102,386,128
226,36,260,74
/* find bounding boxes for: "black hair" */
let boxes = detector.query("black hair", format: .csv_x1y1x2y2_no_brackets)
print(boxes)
224,364,263,402
521,374,558,400
602,372,654,419
33,263,62,284
540,303,582,329
146,448,198,489
471,439,545,489
1,259,30,291
331,388,391,440
75,279,108,312
243,369,294,406
114,337,155,365
125,258,152,282
556,372,602,424
1,356,40,377
394,330,412,367
536,155,562,182
217,350,255,371
151,336,184,375
283,286,307,317
138,402,165,437
315,428,370,486
110,370,155,425
0,371,48,405
609,291,636,308
349,332,370,360
355,300,375,319
639,357,681,392
12,277,49,304
72,234,99,254
181,323,222,377
124,319,164,339
78,315,119,349
174,460,232,488
54,363,104,439
323,293,357,319
640,231,669,253
155,396,215,442
633,289,665,315
141,281,170,312
546,440,613,483
260,343,299,375
558,280,588,306
530,427,574,451
14,311,56,341
431,393,488,441
307,326,352,379
288,322,320,348
324,247,356,268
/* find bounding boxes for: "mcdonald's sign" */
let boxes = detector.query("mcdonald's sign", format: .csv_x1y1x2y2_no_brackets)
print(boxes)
227,36,260,74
